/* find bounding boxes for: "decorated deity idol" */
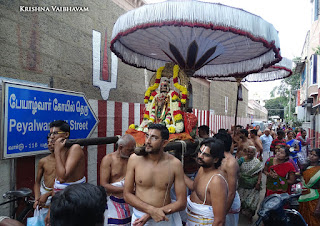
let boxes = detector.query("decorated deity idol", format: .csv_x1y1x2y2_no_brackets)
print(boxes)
130,64,187,134
154,80,171,123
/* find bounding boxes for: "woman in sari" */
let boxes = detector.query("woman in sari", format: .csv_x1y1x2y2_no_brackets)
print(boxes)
286,131,301,166
263,146,296,197
238,146,264,221
296,129,311,166
299,148,320,226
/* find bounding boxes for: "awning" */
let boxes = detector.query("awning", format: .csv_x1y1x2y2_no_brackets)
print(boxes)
294,61,306,74
309,92,318,97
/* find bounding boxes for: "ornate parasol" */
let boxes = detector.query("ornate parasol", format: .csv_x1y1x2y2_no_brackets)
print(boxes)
203,57,293,82
203,57,293,127
110,0,282,78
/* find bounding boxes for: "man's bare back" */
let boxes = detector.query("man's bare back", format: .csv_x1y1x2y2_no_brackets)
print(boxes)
251,136,263,159
220,152,239,210
237,139,254,158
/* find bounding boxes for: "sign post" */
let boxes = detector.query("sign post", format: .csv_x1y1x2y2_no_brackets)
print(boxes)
1,82,98,159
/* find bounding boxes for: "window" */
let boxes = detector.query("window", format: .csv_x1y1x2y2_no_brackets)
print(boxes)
309,55,318,85
313,54,317,84
301,66,306,85
314,0,319,21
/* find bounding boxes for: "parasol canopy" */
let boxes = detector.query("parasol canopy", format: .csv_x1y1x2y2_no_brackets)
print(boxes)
203,57,293,82
111,0,282,78
204,57,293,129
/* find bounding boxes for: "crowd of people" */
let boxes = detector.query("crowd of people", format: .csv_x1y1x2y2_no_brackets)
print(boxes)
1,120,319,226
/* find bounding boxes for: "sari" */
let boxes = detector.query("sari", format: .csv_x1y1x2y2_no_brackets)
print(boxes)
286,139,301,165
298,166,320,226
238,157,264,215
296,136,311,165
265,157,296,197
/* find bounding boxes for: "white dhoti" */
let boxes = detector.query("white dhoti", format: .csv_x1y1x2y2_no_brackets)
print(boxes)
186,196,214,226
225,191,240,226
132,208,182,226
35,180,53,217
53,176,86,193
104,178,132,226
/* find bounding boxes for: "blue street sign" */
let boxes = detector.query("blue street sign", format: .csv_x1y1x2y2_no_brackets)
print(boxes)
1,82,98,159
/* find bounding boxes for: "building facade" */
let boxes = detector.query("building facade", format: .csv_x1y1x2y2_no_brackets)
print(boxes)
295,0,320,149
0,0,250,215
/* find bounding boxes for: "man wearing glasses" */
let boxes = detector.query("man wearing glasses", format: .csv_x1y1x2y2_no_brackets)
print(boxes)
48,120,86,192
124,124,187,225
44,120,86,225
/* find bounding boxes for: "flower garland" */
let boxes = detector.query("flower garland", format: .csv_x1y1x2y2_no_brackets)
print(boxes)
144,66,164,103
143,111,150,120
167,91,184,134
129,124,136,129
173,110,183,122
172,65,188,104
134,65,186,134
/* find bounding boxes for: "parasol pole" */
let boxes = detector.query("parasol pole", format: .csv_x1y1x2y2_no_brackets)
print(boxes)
234,79,242,133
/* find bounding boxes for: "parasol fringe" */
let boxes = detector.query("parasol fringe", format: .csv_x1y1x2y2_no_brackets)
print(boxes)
204,57,293,82
112,1,280,46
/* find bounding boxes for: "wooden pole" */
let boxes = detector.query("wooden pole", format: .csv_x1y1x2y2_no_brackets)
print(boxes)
64,136,200,156
234,81,241,132
65,136,120,147
135,139,199,156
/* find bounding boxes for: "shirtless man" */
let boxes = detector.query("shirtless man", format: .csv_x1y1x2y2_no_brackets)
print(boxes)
33,137,55,216
124,124,186,225
215,129,240,226
100,134,136,225
250,129,263,161
230,125,243,155
255,125,263,137
184,138,228,226
50,120,86,190
236,129,254,159
198,125,210,138
45,120,86,225
268,124,276,139
0,217,23,226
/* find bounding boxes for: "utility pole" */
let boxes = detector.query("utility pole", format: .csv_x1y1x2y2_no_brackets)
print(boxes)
289,90,291,119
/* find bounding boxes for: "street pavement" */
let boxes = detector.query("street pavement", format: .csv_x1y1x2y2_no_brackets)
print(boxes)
238,174,267,226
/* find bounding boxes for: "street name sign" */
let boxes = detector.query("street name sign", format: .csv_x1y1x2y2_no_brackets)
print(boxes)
1,82,98,159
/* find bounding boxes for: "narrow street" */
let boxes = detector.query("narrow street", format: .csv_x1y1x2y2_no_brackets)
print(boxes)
238,174,267,225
